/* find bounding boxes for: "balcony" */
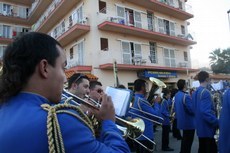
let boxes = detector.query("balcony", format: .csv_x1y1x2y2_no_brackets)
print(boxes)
125,0,193,20
0,13,29,26
28,0,53,25
99,63,198,72
35,0,81,33
2,0,33,6
98,21,196,46
57,24,90,47
0,37,13,45
97,49,195,72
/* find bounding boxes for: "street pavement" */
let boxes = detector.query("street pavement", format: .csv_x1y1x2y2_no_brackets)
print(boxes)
130,126,199,153
153,126,199,153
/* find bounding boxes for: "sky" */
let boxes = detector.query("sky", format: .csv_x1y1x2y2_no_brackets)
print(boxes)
187,0,230,69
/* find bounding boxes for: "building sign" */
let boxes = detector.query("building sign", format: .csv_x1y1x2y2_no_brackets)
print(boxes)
138,70,177,78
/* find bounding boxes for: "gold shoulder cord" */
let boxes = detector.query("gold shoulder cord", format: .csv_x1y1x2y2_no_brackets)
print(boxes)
41,102,95,153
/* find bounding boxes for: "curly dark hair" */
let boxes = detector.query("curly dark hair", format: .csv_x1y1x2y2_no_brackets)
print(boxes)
0,32,61,103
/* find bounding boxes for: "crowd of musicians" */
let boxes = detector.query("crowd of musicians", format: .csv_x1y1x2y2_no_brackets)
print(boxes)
0,32,229,153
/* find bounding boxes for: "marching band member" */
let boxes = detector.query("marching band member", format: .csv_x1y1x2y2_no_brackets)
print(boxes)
174,79,195,153
160,88,174,151
0,32,130,153
170,88,182,140
219,88,230,153
67,73,90,99
192,71,218,153
89,81,104,102
129,79,161,153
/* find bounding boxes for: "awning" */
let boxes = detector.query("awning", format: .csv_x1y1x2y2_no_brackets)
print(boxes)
65,70,98,81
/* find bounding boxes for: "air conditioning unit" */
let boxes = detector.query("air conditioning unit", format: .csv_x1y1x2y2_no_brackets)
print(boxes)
179,62,187,67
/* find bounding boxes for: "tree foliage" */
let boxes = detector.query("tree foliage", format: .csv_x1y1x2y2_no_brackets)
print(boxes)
209,48,230,74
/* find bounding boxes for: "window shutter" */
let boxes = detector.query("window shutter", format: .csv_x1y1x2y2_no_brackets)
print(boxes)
134,11,142,28
77,41,84,65
0,3,3,14
169,21,175,36
134,43,142,59
158,18,164,34
116,6,125,24
122,41,131,64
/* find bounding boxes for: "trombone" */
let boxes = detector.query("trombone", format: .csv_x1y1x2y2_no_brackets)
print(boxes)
125,77,166,152
62,89,145,139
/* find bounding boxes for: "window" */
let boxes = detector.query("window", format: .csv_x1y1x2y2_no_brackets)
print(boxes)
149,42,157,63
77,41,84,65
61,21,65,33
122,41,131,64
181,25,185,35
0,46,6,59
3,25,11,38
100,38,108,51
53,28,58,38
184,51,188,61
157,18,164,33
99,0,106,14
3,4,11,15
69,15,73,27
164,48,176,67
147,12,155,31
116,6,125,24
134,11,142,28
121,41,142,65
70,47,73,59
178,0,183,10
157,18,175,36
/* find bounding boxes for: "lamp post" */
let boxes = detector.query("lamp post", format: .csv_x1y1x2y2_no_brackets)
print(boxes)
228,9,230,31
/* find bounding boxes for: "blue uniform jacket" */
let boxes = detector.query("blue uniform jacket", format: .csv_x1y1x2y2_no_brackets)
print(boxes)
219,89,230,153
160,98,172,125
174,91,195,130
192,86,218,138
0,92,130,153
129,93,161,140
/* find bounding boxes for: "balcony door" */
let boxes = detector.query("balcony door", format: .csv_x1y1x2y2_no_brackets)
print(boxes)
3,25,11,38
116,6,142,28
164,48,176,67
122,41,142,65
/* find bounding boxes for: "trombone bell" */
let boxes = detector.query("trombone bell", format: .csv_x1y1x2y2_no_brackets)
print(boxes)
116,117,145,139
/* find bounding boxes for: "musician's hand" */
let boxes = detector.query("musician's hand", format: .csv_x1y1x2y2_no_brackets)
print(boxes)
93,94,115,122
80,104,93,116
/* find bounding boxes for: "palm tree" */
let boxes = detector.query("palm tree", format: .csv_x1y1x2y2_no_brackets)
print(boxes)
209,48,230,74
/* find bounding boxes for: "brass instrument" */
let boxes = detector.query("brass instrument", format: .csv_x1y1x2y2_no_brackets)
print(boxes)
147,77,167,103
213,91,222,143
0,63,2,76
62,89,145,139
125,77,166,152
169,97,175,124
209,84,222,143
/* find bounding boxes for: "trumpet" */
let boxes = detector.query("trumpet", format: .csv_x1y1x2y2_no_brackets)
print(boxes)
62,89,145,139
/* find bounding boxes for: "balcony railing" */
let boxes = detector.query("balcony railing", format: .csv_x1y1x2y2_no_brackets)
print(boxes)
32,0,62,31
50,16,88,40
98,50,191,69
28,0,39,16
157,0,193,14
102,16,193,40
